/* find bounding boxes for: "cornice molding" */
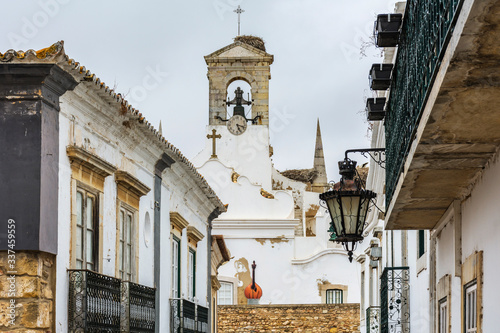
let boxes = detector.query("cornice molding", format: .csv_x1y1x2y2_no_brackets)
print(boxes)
170,212,189,231
187,225,204,243
115,170,150,197
291,248,358,265
212,219,299,230
67,145,116,177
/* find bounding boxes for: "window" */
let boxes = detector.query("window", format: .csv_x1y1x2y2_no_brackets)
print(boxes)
465,282,477,333
439,297,448,333
326,289,343,304
75,189,98,271
217,282,233,305
171,236,180,298
118,207,135,281
189,249,196,298
418,230,425,258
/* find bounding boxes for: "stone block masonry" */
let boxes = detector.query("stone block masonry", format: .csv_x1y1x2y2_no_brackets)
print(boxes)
0,251,56,332
218,303,360,332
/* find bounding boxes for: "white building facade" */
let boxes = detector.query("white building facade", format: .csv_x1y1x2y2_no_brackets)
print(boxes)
358,0,500,332
0,42,226,332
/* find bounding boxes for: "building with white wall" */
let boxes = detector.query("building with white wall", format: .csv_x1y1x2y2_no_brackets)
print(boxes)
357,0,500,332
0,41,228,332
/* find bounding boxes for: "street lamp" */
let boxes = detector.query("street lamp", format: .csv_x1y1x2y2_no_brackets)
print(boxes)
320,158,377,263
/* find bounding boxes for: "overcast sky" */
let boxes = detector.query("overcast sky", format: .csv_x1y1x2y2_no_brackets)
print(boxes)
2,0,395,181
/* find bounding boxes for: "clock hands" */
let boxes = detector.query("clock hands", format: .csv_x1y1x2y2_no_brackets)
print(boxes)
236,124,244,132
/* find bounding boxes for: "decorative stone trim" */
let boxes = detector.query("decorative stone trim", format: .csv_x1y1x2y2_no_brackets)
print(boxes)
115,170,150,197
170,212,189,231
187,225,204,244
260,188,274,199
461,251,483,332
317,283,348,303
211,275,221,291
67,146,116,177
231,171,240,183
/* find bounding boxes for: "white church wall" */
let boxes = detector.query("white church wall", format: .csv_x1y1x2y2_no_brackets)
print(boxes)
290,251,360,304
193,125,273,191
216,237,295,304
198,159,295,220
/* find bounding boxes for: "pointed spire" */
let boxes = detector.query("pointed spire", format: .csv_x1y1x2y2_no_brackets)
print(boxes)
158,120,163,136
312,119,328,193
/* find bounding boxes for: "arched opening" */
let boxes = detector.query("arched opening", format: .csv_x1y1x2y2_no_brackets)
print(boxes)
226,79,252,119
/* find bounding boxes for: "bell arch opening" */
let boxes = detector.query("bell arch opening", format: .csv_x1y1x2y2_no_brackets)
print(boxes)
226,79,253,119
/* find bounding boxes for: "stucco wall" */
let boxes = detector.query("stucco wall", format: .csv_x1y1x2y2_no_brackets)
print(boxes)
218,304,360,332
461,153,500,333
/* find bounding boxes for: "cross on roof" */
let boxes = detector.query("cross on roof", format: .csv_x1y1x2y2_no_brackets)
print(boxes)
234,5,245,36
207,129,222,158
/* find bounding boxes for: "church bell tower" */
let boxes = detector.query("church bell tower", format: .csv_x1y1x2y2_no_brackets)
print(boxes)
204,36,274,126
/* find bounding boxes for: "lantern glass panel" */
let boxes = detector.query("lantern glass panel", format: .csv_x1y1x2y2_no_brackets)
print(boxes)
341,195,360,234
326,196,343,236
357,195,371,234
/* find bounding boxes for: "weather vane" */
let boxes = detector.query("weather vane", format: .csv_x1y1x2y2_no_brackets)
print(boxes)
234,5,244,36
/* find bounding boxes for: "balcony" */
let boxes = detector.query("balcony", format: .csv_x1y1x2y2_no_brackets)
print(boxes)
68,270,155,333
385,0,500,229
170,299,209,333
380,267,409,333
366,306,381,333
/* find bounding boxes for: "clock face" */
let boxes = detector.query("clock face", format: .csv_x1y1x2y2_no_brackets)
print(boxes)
227,115,247,135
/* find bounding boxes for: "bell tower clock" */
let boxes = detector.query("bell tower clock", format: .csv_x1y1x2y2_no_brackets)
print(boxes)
204,36,274,126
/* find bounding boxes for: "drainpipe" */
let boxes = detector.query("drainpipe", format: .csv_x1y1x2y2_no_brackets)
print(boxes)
206,208,222,332
154,153,175,333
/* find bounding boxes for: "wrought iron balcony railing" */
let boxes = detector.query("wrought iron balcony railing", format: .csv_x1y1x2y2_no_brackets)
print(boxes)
366,306,381,333
124,281,156,332
385,0,464,206
68,269,155,333
380,267,410,333
170,299,209,333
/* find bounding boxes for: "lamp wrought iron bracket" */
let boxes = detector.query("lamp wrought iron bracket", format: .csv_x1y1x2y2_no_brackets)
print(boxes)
344,148,386,169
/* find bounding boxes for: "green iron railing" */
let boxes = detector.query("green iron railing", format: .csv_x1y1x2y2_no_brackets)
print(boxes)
385,0,464,205
380,267,410,333
367,306,381,333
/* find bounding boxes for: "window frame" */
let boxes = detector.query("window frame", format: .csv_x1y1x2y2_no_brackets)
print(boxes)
326,289,343,304
74,185,99,272
439,297,448,333
464,281,477,333
188,248,196,299
418,230,426,258
171,235,181,298
117,203,136,282
217,281,234,305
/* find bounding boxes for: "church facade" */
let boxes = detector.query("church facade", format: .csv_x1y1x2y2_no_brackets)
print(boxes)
192,37,361,306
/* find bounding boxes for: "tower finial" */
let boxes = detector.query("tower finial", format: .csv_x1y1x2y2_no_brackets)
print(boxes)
234,5,245,36
312,119,328,193
158,120,163,136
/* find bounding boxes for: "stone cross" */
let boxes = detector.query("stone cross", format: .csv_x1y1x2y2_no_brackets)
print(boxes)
234,5,245,36
207,129,222,158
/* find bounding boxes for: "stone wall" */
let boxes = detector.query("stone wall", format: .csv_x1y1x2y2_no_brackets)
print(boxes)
0,251,56,332
218,303,360,332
